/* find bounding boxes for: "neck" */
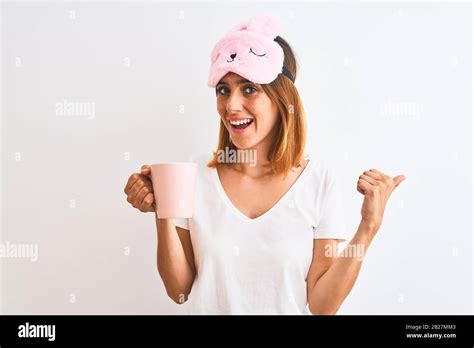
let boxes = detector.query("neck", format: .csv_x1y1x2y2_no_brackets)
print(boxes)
229,129,277,179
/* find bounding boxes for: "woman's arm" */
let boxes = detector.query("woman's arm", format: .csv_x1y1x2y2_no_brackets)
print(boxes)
155,215,196,304
307,221,377,315
124,166,196,304
307,168,405,315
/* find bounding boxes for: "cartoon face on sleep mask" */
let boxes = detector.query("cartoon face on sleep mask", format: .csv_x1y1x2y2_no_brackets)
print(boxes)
208,15,295,88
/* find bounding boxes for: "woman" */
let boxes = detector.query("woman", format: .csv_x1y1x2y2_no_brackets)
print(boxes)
124,15,405,314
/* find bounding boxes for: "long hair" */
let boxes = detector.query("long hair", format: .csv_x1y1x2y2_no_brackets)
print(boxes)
207,36,307,178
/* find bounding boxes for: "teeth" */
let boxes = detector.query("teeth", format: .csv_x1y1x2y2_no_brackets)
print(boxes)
230,118,252,125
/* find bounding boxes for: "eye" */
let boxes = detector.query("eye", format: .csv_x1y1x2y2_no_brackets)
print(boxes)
244,86,257,94
248,48,266,57
216,86,229,95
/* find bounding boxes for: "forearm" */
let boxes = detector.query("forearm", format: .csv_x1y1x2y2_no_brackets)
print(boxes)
155,214,194,303
308,220,378,314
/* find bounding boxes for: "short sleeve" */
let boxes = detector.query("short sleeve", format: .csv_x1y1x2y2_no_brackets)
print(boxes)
313,166,349,241
174,218,189,230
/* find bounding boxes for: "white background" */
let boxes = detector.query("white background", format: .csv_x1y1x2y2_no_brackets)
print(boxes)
1,1,472,314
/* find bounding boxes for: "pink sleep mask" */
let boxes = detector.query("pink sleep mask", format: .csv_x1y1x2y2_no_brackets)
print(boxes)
208,15,294,88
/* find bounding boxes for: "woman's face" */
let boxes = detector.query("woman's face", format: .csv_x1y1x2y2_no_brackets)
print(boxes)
215,72,279,150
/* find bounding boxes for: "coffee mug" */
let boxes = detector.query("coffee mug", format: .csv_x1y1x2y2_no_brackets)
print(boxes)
150,162,198,219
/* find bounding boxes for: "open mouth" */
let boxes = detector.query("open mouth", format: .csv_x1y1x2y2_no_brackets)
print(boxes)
229,119,254,130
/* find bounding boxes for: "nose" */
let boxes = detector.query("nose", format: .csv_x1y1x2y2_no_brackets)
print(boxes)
226,89,244,114
230,53,236,60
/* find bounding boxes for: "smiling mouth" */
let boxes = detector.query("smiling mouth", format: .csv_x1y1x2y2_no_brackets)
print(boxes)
230,119,254,130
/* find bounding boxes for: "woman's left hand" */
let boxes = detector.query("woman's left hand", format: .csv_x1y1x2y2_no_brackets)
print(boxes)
357,169,406,232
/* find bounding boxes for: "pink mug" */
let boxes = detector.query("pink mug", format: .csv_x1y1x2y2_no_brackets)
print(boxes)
150,162,198,219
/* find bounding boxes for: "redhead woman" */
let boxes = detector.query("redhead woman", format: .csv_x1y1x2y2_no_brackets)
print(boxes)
124,15,405,315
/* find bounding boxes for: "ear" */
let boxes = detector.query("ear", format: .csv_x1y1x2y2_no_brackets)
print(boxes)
228,22,248,33
210,44,220,63
247,15,281,39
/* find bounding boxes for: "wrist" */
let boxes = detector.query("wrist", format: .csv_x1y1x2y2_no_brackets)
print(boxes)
154,211,171,223
360,219,380,236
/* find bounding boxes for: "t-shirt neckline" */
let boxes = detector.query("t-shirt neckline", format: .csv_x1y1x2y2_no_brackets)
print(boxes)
211,154,313,223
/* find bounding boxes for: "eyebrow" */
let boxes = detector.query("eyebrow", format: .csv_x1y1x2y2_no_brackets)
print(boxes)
217,79,253,86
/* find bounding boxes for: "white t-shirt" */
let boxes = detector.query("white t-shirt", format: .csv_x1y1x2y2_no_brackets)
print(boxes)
173,152,349,315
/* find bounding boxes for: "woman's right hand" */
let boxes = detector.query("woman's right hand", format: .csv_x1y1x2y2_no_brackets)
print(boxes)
124,165,156,213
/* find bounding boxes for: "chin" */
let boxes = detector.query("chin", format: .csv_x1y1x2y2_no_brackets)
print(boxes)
232,140,255,150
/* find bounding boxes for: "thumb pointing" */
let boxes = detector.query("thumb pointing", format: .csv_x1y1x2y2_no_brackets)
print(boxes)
393,175,406,188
